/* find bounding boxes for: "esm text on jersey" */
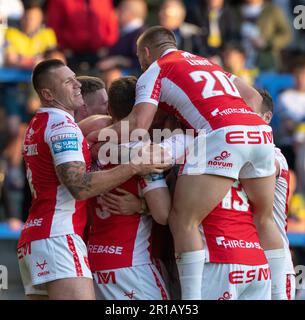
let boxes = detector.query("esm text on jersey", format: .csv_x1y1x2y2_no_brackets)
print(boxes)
0,265,8,290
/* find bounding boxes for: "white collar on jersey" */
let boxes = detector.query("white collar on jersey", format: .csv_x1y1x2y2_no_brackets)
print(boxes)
38,107,75,120
161,48,178,57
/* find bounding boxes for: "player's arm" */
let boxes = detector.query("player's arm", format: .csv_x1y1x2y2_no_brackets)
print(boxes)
78,115,113,138
48,116,169,200
55,161,166,200
232,76,263,112
140,173,171,225
127,102,158,132
144,187,171,225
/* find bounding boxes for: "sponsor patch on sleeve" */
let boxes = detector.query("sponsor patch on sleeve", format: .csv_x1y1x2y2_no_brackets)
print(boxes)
139,172,167,194
51,133,79,154
143,172,164,183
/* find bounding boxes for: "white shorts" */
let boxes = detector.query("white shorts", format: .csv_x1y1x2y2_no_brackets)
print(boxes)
180,125,275,179
202,263,271,300
93,264,169,300
17,234,92,296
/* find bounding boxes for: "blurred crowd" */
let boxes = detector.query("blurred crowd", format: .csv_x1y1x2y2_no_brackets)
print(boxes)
0,0,305,241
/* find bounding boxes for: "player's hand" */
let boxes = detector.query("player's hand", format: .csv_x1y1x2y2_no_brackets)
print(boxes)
100,188,142,215
130,143,172,175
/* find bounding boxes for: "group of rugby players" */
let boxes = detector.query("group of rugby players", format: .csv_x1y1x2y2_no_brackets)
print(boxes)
17,26,295,300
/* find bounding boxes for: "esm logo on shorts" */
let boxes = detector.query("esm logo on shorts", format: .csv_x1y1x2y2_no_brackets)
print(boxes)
0,265,8,290
229,267,271,284
225,131,273,144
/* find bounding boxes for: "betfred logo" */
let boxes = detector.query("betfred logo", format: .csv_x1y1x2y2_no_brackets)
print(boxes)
96,271,116,284
50,133,77,142
229,267,271,284
225,130,273,144
216,236,262,249
208,151,233,168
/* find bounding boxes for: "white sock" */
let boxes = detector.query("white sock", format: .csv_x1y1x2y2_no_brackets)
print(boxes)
265,248,287,300
176,250,205,300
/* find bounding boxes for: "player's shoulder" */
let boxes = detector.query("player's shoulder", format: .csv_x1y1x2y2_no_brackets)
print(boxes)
42,108,79,140
136,61,162,91
44,108,77,127
139,61,160,78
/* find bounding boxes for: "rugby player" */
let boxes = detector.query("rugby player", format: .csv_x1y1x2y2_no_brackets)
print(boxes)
75,76,109,122
18,59,169,300
257,90,295,300
84,76,170,300
90,26,285,299
89,77,271,300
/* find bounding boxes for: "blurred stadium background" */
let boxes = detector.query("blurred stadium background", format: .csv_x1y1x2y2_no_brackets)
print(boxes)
1,0,305,299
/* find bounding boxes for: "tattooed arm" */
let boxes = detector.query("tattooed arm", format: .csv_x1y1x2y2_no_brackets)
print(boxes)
55,161,169,200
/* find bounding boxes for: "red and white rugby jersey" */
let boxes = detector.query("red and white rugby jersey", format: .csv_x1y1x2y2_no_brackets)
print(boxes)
274,148,295,275
201,180,267,266
87,166,167,272
135,49,266,133
18,107,91,247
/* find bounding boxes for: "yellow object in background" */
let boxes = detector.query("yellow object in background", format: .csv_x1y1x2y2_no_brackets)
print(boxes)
5,27,56,58
289,193,305,219
208,10,221,48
